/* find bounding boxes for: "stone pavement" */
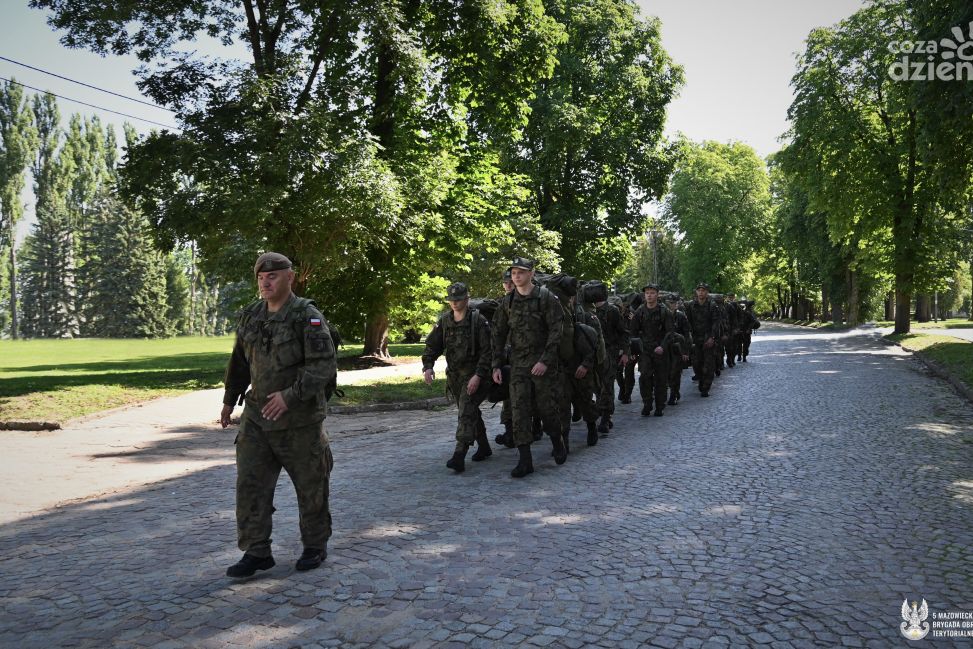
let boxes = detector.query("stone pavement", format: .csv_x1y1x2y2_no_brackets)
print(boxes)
1,323,971,648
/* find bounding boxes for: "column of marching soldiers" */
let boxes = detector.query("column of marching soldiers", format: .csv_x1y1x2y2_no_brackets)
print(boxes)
421,257,761,478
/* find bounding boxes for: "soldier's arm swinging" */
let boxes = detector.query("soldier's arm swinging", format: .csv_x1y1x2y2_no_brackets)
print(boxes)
221,328,251,428
422,317,445,385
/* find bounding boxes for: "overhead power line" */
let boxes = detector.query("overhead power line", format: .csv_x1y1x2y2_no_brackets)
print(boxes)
0,76,179,131
0,54,172,112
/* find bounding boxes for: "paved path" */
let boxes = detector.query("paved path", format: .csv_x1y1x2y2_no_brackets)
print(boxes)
1,323,971,648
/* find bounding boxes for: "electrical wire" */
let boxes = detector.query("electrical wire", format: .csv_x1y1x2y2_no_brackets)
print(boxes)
0,76,179,130
0,54,171,111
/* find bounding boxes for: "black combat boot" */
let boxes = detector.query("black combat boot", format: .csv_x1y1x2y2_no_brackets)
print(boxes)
691,375,698,381
295,547,327,571
226,553,275,578
666,393,677,406
586,420,599,446
552,433,568,465
511,444,534,478
446,444,469,473
597,416,610,435
495,420,516,448
471,425,492,462
619,393,632,404
742,355,747,362
532,417,544,442
654,408,664,417
641,403,652,416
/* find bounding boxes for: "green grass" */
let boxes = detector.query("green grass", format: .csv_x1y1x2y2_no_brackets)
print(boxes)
0,338,429,423
337,375,448,406
874,318,972,330
886,332,973,389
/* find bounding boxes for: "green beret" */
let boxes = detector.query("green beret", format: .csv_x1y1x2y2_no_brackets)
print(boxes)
254,252,292,276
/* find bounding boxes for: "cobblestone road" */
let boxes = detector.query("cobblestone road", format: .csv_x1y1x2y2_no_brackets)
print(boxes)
1,323,971,648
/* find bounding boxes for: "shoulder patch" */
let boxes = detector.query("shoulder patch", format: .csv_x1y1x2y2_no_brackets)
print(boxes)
309,317,322,327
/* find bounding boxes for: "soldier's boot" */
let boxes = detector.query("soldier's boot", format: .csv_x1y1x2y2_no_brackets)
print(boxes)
532,417,544,442
666,389,677,406
495,421,515,448
586,420,598,447
226,553,275,579
446,443,469,473
511,444,534,478
641,403,652,416
295,547,327,572
471,425,492,462
597,416,610,436
742,354,748,362
571,405,582,422
691,374,698,381
552,433,568,465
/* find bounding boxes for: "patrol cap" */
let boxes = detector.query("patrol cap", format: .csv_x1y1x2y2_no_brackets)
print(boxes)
445,282,469,301
695,282,711,291
665,293,681,302
254,252,293,276
642,283,661,292
509,257,534,271
502,269,512,282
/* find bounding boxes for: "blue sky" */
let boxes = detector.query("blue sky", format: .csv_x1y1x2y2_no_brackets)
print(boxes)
2,0,864,239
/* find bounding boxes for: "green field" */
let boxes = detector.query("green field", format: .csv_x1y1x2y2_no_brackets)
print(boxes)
0,337,424,424
886,332,973,390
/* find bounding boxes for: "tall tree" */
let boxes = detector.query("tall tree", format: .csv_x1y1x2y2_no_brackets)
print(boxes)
513,0,683,279
0,79,39,339
662,140,772,293
36,0,566,356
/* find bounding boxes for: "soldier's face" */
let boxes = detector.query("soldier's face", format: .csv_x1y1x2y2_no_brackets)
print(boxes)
448,298,468,314
643,289,658,306
727,294,736,302
258,270,293,302
667,301,678,312
502,280,514,294
511,268,532,289
695,288,709,302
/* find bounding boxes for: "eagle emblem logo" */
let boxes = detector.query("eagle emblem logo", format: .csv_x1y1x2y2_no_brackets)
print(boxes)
900,599,930,641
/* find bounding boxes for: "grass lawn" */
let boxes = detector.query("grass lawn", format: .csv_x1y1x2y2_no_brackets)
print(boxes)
874,317,972,330
337,375,448,406
0,337,426,423
886,332,973,389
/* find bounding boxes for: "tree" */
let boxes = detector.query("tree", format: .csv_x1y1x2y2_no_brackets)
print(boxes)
164,251,190,334
614,225,681,294
787,0,972,333
36,0,566,356
512,0,683,279
661,140,772,294
0,79,39,338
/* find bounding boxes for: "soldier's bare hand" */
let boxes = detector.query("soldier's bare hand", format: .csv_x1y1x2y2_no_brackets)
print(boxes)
704,337,715,348
466,375,481,395
682,354,690,363
220,404,234,429
423,369,435,385
620,354,629,367
493,368,503,384
654,346,664,356
574,365,588,379
531,361,548,376
261,392,289,421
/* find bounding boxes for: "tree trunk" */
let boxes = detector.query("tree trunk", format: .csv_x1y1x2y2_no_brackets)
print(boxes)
915,294,931,322
847,269,860,327
893,285,911,334
821,283,830,322
8,222,18,340
363,310,390,358
832,299,844,328
884,291,895,321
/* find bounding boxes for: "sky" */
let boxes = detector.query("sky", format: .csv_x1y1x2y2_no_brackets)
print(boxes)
1,0,865,240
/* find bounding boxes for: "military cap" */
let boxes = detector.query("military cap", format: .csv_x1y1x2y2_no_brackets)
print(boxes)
509,256,534,271
695,282,711,291
642,283,661,292
665,293,681,302
502,269,512,281
445,282,469,301
254,252,292,276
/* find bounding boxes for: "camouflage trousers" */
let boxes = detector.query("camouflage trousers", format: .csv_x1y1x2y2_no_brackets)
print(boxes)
597,352,622,417
638,350,669,412
618,353,638,400
510,365,564,446
726,331,741,364
447,369,491,452
742,330,752,358
667,353,686,400
561,364,599,433
235,417,333,558
693,342,717,392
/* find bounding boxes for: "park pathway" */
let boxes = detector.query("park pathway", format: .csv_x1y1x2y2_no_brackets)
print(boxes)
0,323,971,648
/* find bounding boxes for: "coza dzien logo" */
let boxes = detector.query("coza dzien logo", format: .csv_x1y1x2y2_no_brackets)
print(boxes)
888,20,973,81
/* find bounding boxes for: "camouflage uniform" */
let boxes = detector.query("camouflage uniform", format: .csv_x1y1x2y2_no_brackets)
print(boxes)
492,284,565,448
724,297,740,368
666,304,692,404
740,302,759,361
422,304,493,454
224,293,336,559
685,294,721,395
561,303,601,447
630,301,674,414
593,301,630,423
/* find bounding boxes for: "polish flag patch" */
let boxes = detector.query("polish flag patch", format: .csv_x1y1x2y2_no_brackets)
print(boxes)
309,318,322,327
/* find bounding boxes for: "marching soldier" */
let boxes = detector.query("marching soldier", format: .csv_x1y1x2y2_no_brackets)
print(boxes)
589,284,630,435
496,269,516,448
491,258,567,477
422,282,494,473
739,300,760,362
629,283,673,417
664,294,692,405
724,292,740,368
685,282,721,397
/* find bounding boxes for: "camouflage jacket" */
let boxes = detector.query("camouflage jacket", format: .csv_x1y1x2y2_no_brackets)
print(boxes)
422,309,492,378
671,309,693,347
686,297,722,342
594,302,631,356
492,285,563,370
223,294,337,430
630,303,674,350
